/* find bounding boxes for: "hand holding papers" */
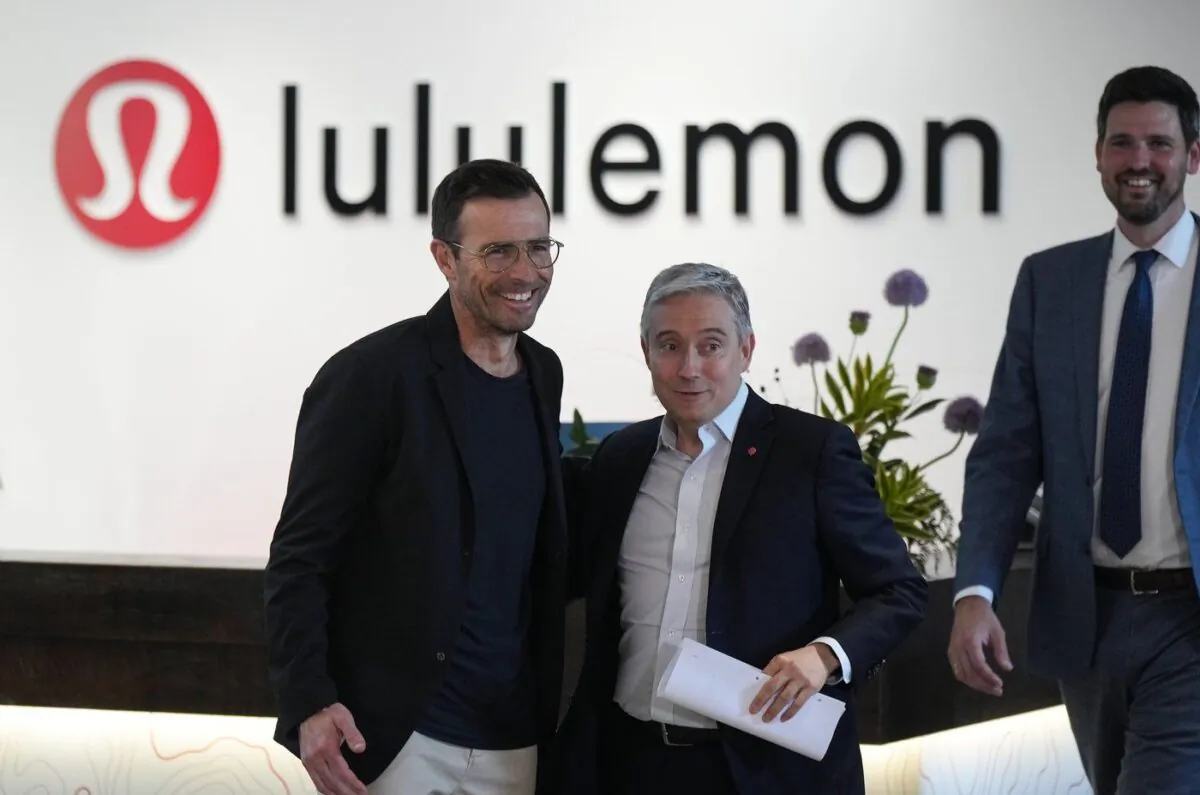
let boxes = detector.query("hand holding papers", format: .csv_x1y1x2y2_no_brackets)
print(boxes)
657,638,846,761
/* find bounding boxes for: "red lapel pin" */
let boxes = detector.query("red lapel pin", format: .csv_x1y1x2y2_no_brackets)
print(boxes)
748,446,757,456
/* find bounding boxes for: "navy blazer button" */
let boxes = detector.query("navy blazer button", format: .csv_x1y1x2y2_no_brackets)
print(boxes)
436,652,446,661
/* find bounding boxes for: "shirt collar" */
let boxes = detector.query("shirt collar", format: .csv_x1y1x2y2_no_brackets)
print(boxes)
660,380,750,451
1110,206,1195,272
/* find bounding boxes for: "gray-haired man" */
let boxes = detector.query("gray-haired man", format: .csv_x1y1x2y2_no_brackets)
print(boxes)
558,262,927,795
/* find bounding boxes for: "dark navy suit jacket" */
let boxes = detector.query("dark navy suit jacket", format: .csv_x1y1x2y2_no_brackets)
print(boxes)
559,389,928,795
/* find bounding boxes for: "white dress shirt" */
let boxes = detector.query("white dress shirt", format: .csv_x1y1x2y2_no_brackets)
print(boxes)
958,209,1197,605
614,381,850,727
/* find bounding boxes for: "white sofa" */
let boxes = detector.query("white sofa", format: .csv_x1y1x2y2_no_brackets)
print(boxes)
0,704,1089,794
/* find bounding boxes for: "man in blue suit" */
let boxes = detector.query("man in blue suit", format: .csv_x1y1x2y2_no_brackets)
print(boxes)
561,262,928,795
949,65,1200,795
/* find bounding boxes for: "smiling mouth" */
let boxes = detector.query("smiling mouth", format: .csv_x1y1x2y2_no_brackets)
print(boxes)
498,290,535,303
1122,176,1157,190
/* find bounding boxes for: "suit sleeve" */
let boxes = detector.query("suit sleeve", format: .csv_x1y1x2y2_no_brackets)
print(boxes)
954,257,1044,601
263,349,389,743
563,424,622,601
541,347,592,601
815,424,929,680
563,453,591,600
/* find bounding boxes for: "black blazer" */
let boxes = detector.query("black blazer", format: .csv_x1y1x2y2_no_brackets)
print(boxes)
561,389,928,795
263,292,570,787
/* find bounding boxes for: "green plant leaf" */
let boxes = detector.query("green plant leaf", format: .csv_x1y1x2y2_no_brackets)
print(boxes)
837,359,854,396
904,398,945,421
569,409,588,447
824,371,848,417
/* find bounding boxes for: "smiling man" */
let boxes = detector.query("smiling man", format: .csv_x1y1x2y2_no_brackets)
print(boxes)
264,159,574,795
560,262,927,795
950,66,1200,795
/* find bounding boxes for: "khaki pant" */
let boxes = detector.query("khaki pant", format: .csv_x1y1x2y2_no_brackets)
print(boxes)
368,731,537,795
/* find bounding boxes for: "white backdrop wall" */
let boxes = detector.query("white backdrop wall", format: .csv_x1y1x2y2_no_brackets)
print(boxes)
2,0,1199,567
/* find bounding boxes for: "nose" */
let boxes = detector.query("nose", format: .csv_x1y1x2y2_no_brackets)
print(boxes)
1130,143,1152,170
679,349,700,379
507,250,540,281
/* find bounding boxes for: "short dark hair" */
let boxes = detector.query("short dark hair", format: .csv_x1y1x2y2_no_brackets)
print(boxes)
430,159,550,243
1097,66,1200,146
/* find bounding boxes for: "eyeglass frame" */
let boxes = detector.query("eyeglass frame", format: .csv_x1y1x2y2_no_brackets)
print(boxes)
438,236,564,273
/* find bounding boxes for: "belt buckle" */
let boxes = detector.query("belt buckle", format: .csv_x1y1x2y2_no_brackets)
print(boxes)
660,724,691,747
1130,570,1158,596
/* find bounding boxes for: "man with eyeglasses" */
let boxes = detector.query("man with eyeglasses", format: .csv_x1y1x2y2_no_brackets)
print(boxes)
264,159,573,795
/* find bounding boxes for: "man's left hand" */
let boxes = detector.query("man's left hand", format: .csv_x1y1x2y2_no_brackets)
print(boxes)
748,645,839,722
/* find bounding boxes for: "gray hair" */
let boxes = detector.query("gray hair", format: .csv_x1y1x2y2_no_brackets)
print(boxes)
639,262,753,342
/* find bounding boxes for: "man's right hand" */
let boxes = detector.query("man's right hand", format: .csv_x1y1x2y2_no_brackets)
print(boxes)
299,702,368,795
947,595,1013,697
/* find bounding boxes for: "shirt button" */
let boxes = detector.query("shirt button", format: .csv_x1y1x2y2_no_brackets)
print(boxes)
679,575,686,582
669,631,676,638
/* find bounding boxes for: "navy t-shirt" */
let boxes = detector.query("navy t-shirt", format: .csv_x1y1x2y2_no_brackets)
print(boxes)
416,355,546,750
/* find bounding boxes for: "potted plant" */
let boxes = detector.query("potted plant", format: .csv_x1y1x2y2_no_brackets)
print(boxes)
763,268,984,578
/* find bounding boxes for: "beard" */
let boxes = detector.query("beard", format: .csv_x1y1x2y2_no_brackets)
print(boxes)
1107,167,1186,226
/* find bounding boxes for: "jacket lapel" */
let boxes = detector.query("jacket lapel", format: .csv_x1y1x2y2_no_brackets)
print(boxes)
426,292,487,562
517,334,568,542
1071,232,1113,477
591,425,659,609
710,389,775,565
1175,213,1200,450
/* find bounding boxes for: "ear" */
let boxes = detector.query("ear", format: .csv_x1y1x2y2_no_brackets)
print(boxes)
641,336,650,369
1094,137,1104,173
431,240,457,282
1188,138,1200,175
740,332,756,371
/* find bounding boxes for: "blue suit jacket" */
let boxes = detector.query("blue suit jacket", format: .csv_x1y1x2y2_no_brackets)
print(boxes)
955,214,1200,680
557,390,927,795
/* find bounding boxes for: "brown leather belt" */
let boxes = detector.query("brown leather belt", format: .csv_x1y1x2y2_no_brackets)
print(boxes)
1093,566,1195,594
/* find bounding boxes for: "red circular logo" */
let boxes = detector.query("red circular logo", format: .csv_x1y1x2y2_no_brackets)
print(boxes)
54,59,221,250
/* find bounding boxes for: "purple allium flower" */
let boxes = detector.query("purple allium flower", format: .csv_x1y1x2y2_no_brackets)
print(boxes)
792,333,830,366
884,270,929,307
849,311,871,335
944,396,984,434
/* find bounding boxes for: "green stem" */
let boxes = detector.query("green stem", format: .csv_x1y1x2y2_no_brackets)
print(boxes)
848,338,858,363
883,306,909,373
907,388,924,419
810,363,820,414
918,432,964,472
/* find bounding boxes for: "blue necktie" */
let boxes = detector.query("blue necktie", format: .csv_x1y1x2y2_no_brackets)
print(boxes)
1099,248,1157,558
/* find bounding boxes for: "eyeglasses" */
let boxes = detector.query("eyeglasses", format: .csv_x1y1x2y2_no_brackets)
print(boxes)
441,237,563,273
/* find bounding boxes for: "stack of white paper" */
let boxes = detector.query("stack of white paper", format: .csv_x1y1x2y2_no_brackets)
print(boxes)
657,638,846,761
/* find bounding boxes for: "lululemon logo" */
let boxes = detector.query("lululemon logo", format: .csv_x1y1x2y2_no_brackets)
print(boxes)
54,59,221,249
